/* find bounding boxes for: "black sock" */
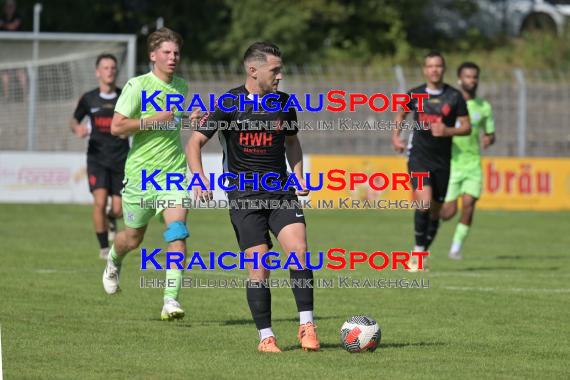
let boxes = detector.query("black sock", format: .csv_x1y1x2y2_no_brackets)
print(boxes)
290,269,314,312
425,219,440,250
414,210,430,248
246,280,272,330
96,232,109,249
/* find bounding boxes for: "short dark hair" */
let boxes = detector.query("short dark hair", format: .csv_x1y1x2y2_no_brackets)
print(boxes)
95,53,117,67
243,41,282,64
424,50,446,67
457,61,480,77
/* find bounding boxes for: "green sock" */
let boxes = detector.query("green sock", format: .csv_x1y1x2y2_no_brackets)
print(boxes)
453,223,470,245
164,269,184,301
109,245,124,267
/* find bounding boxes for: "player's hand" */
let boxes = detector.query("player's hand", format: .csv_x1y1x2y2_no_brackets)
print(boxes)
482,134,495,149
193,177,214,202
73,123,89,138
150,108,176,122
392,136,405,153
296,177,310,196
189,108,206,129
430,122,447,137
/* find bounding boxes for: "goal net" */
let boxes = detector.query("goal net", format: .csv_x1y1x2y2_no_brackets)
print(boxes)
0,32,136,151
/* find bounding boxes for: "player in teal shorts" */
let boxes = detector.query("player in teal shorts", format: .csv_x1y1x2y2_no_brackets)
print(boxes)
102,27,199,320
441,62,496,259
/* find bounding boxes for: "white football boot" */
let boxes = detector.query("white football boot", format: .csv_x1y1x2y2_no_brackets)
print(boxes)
161,298,185,321
102,254,121,294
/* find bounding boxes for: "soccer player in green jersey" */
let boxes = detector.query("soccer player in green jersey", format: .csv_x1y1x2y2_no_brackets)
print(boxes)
441,62,496,259
102,27,194,320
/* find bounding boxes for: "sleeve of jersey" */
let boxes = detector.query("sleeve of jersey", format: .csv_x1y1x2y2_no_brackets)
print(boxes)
456,94,469,117
114,79,141,118
195,97,230,139
484,103,496,134
285,108,298,136
72,95,87,122
404,90,416,113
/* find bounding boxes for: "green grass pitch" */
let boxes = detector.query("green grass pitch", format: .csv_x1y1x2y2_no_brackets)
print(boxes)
1,204,569,379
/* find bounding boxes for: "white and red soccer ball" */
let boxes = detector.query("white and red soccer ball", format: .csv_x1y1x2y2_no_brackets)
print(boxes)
340,315,381,352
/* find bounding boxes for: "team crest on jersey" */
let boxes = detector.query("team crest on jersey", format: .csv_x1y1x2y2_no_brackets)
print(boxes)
441,103,451,116
471,112,481,123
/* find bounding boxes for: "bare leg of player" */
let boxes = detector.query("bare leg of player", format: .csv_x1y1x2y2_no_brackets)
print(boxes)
277,223,320,351
440,200,458,221
92,188,110,259
102,225,146,294
449,194,477,260
244,244,279,352
107,195,122,242
160,206,189,320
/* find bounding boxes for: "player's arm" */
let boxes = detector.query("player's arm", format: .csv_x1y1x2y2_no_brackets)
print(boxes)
450,94,472,136
110,78,173,137
392,93,412,152
482,103,496,149
285,134,309,196
438,115,471,137
186,100,226,201
283,108,308,196
110,110,174,136
186,130,213,201
70,95,89,138
69,118,89,138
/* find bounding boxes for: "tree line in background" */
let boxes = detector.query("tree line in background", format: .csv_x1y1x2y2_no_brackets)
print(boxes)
9,0,570,70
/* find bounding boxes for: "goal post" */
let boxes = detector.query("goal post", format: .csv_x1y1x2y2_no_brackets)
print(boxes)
0,31,136,151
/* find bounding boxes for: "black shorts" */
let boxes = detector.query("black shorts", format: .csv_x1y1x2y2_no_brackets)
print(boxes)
408,159,450,204
229,192,306,251
87,160,124,196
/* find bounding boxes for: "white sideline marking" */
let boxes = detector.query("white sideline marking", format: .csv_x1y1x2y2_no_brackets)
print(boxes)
441,286,570,294
1,325,3,380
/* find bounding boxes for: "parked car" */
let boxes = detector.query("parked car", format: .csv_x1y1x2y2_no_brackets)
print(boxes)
428,0,568,37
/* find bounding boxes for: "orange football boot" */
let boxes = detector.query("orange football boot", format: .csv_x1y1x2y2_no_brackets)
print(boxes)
298,322,321,351
257,336,282,353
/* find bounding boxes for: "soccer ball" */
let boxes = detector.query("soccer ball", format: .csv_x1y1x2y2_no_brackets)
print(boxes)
340,315,381,353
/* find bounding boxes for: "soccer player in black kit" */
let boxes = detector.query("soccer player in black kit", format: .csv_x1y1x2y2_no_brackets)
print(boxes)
187,42,319,353
392,51,471,271
70,54,129,259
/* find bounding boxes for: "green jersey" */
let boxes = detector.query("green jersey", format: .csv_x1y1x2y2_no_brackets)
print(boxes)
450,97,495,172
114,71,188,186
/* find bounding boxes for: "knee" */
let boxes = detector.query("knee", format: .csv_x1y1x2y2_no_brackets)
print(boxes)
125,234,143,251
441,204,457,221
93,198,107,211
112,206,123,218
286,241,308,255
163,221,189,244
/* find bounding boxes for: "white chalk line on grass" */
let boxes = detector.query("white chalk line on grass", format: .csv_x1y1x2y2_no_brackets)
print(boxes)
440,286,570,294
0,325,3,380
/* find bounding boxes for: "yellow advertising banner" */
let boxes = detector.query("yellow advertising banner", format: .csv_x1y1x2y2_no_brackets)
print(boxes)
308,155,570,211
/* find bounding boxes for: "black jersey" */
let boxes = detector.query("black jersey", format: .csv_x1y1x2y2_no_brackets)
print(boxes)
73,88,129,169
406,83,468,170
197,85,298,197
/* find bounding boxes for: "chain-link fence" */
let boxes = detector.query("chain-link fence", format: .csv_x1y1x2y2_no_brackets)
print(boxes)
1,62,569,157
